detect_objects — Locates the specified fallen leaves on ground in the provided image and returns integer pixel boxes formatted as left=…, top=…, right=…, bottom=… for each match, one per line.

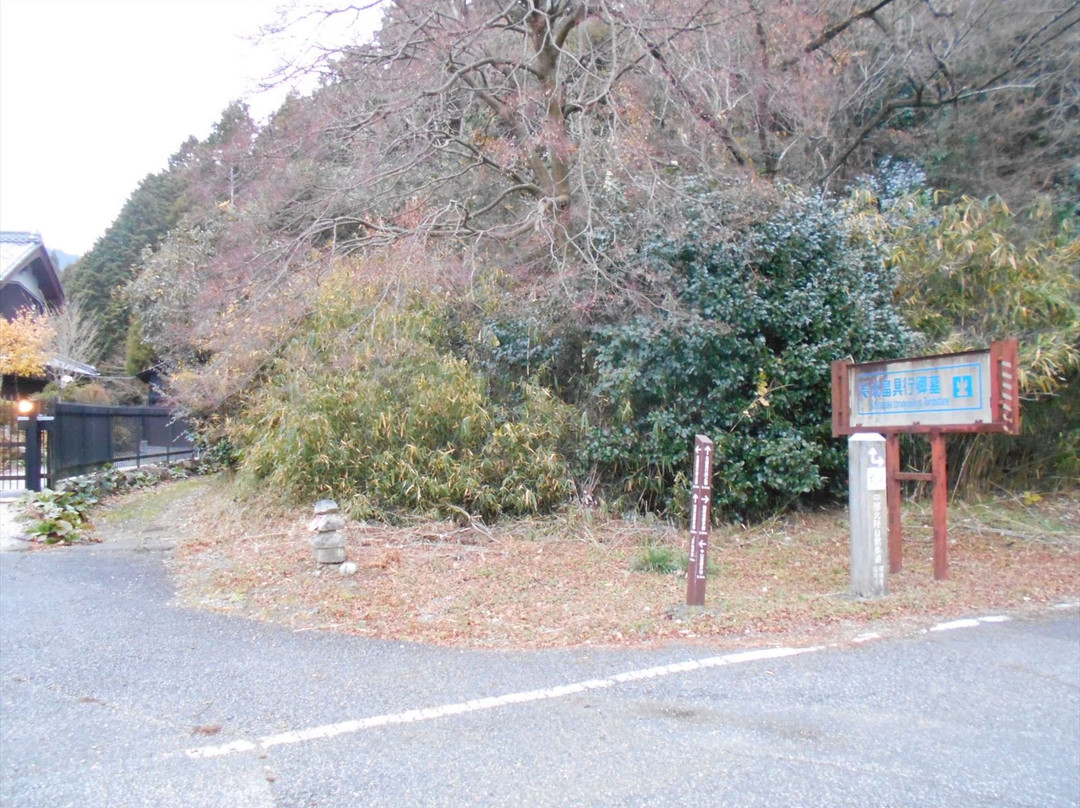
left=100, top=479, right=1080, bottom=650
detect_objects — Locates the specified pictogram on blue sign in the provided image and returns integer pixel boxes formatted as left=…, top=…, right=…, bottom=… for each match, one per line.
left=953, top=375, right=974, bottom=399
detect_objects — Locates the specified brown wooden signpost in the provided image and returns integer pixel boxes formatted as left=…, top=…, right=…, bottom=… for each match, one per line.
left=832, top=339, right=1020, bottom=580
left=686, top=434, right=714, bottom=606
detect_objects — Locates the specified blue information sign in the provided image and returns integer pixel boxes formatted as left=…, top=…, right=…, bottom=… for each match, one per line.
left=855, top=361, right=985, bottom=418
left=838, top=349, right=997, bottom=431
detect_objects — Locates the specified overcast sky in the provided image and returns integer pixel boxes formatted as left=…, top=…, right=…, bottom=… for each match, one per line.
left=0, top=0, right=378, bottom=257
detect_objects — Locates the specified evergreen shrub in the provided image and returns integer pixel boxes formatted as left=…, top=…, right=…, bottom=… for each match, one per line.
left=584, top=194, right=910, bottom=520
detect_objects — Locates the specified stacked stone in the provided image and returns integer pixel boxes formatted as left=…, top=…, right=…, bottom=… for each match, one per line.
left=308, top=499, right=347, bottom=564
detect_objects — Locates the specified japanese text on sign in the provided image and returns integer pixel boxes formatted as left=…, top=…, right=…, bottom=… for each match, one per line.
left=856, top=361, right=983, bottom=416
left=839, top=349, right=997, bottom=431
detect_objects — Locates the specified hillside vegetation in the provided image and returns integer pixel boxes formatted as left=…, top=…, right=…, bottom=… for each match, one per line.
left=65, top=1, right=1078, bottom=520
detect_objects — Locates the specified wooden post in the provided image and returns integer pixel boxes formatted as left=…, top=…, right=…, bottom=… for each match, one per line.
left=16, top=415, right=52, bottom=492
left=17, top=417, right=43, bottom=492
left=685, top=435, right=714, bottom=607
left=931, top=432, right=949, bottom=580
left=886, top=433, right=902, bottom=573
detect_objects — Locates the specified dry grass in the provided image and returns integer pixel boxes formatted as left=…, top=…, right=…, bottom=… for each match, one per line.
left=97, top=477, right=1079, bottom=650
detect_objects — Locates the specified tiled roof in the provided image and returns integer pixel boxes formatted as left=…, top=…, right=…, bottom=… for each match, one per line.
left=0, top=231, right=41, bottom=244
left=48, top=355, right=100, bottom=378
left=0, top=232, right=43, bottom=284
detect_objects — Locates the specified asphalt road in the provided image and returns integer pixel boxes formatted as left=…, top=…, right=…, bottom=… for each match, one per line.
left=1, top=536, right=1078, bottom=807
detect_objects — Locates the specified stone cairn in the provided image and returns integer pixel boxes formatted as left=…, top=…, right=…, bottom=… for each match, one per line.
left=308, top=499, right=347, bottom=564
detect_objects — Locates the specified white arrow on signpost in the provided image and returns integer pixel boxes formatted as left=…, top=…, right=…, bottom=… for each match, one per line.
left=686, top=434, right=715, bottom=606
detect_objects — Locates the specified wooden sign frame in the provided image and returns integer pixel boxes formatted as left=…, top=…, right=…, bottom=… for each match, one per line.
left=831, top=340, right=1020, bottom=580
left=832, top=340, right=1020, bottom=437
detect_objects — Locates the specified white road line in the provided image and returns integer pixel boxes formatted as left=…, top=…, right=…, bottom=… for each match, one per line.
left=930, top=614, right=1013, bottom=632
left=185, top=644, right=822, bottom=759
left=930, top=618, right=982, bottom=632
left=189, top=607, right=1070, bottom=760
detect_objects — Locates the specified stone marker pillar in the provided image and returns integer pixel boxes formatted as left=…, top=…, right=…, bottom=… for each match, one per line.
left=308, top=499, right=347, bottom=564
left=848, top=433, right=888, bottom=598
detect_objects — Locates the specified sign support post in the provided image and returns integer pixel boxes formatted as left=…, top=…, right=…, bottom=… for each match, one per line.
left=886, top=434, right=903, bottom=573
left=685, top=435, right=714, bottom=607
left=931, top=432, right=949, bottom=580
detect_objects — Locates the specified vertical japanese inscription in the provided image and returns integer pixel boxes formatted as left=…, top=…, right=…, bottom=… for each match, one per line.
left=686, top=435, right=714, bottom=607
left=870, top=492, right=886, bottom=592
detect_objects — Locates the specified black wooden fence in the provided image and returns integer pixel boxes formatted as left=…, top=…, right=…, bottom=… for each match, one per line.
left=49, top=403, right=196, bottom=481
left=1, top=401, right=195, bottom=493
